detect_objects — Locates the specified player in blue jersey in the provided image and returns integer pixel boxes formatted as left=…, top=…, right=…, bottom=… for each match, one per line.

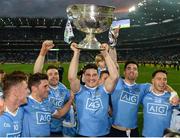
left=68, top=43, right=119, bottom=136
left=110, top=61, right=178, bottom=137
left=34, top=40, right=71, bottom=136
left=0, top=71, right=28, bottom=137
left=110, top=61, right=149, bottom=137
left=62, top=105, right=77, bottom=137
left=142, top=70, right=179, bottom=137
left=21, top=73, right=74, bottom=137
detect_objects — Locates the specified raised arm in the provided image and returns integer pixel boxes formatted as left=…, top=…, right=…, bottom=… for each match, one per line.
left=109, top=27, right=120, bottom=72
left=108, top=47, right=119, bottom=71
left=101, top=43, right=119, bottom=92
left=68, top=43, right=81, bottom=93
left=33, top=40, right=54, bottom=73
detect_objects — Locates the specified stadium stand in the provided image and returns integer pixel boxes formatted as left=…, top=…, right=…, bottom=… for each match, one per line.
left=0, top=0, right=180, bottom=65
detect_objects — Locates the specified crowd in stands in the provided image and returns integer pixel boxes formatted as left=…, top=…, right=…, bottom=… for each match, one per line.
left=1, top=47, right=179, bottom=71
left=0, top=17, right=180, bottom=71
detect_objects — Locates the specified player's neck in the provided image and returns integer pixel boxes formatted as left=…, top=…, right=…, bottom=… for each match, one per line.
left=124, top=79, right=135, bottom=85
left=152, top=87, right=165, bottom=95
left=4, top=98, right=19, bottom=113
left=31, top=92, right=43, bottom=102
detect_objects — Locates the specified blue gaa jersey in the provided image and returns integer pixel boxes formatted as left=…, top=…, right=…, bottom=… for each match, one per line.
left=75, top=85, right=111, bottom=136
left=62, top=106, right=77, bottom=137
left=48, top=83, right=70, bottom=133
left=0, top=107, right=24, bottom=137
left=142, top=91, right=173, bottom=137
left=111, top=78, right=150, bottom=128
left=22, top=96, right=55, bottom=137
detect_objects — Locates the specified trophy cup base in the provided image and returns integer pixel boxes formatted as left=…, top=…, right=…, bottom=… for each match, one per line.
left=78, top=42, right=102, bottom=50
left=77, top=34, right=103, bottom=50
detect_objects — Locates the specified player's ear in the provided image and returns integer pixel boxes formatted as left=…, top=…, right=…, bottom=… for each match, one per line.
left=151, top=78, right=154, bottom=84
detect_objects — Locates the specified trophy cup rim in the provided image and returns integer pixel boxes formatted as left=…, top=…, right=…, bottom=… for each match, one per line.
left=66, top=4, right=115, bottom=12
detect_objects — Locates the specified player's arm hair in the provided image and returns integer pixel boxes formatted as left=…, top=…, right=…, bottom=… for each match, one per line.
left=108, top=47, right=119, bottom=71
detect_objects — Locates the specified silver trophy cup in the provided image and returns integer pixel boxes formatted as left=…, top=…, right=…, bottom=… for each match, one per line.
left=66, top=4, right=115, bottom=50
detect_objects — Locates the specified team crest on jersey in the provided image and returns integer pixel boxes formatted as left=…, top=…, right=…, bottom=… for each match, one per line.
left=86, top=98, right=103, bottom=111
left=36, top=112, right=51, bottom=124
left=120, top=91, right=139, bottom=105
left=147, top=103, right=168, bottom=116
left=3, top=123, right=11, bottom=128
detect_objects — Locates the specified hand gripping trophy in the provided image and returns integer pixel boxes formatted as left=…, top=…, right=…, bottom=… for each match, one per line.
left=66, top=4, right=115, bottom=50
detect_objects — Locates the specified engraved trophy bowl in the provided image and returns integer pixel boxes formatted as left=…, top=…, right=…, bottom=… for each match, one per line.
left=66, top=4, right=115, bottom=50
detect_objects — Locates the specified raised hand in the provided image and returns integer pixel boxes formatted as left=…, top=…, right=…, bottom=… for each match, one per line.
left=170, top=96, right=179, bottom=106
left=100, top=43, right=109, bottom=56
left=70, top=42, right=80, bottom=53
left=40, top=40, right=55, bottom=56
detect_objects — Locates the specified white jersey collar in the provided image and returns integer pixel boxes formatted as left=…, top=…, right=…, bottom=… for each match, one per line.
left=49, top=85, right=58, bottom=90
left=5, top=106, right=19, bottom=117
left=123, top=79, right=136, bottom=86
left=29, top=95, right=43, bottom=104
left=84, top=85, right=98, bottom=90
left=151, top=90, right=167, bottom=96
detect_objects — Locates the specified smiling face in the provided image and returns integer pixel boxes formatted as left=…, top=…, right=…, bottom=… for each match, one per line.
left=34, top=79, right=49, bottom=100
left=84, top=68, right=99, bottom=88
left=47, top=68, right=59, bottom=87
left=152, top=72, right=167, bottom=93
left=124, top=63, right=138, bottom=83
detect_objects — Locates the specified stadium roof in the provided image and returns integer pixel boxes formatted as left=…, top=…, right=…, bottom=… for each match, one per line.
left=0, top=0, right=139, bottom=18
left=0, top=0, right=179, bottom=28
left=128, top=0, right=180, bottom=26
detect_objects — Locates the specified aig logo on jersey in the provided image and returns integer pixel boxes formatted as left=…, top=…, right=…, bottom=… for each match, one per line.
left=86, top=98, right=103, bottom=111
left=36, top=112, right=51, bottom=124
left=120, top=91, right=139, bottom=105
left=147, top=103, right=168, bottom=116
left=49, top=97, right=63, bottom=108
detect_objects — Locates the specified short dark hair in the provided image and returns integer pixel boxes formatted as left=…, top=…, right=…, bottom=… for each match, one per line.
left=152, top=69, right=168, bottom=78
left=2, top=71, right=28, bottom=98
left=83, top=63, right=98, bottom=73
left=99, top=70, right=109, bottom=79
left=46, top=65, right=58, bottom=72
left=28, top=73, right=48, bottom=91
left=124, top=61, right=139, bottom=70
